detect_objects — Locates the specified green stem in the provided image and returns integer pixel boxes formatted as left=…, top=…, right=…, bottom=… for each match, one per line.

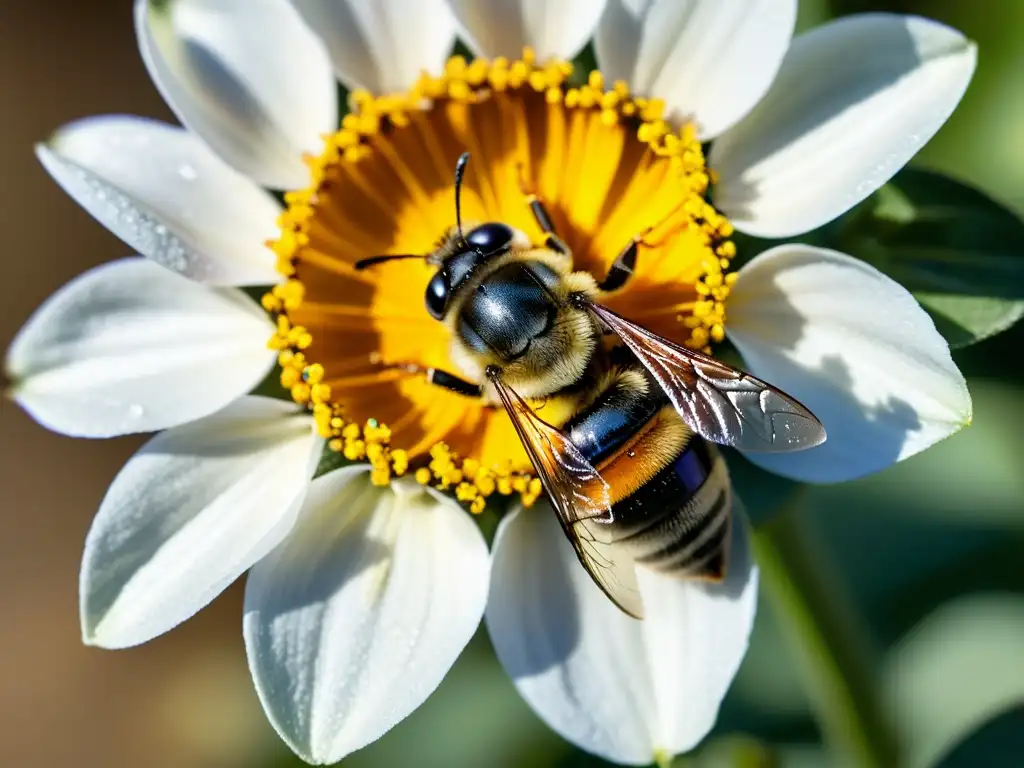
left=752, top=494, right=901, bottom=767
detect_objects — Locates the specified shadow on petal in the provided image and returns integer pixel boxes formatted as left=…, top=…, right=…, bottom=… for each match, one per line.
left=244, top=472, right=490, bottom=764
left=713, top=18, right=918, bottom=218
left=488, top=502, right=759, bottom=763
left=710, top=14, right=973, bottom=235
left=640, top=502, right=759, bottom=755
left=729, top=21, right=919, bottom=173
left=244, top=481, right=394, bottom=615
left=180, top=40, right=279, bottom=145
left=729, top=248, right=932, bottom=482
left=486, top=507, right=583, bottom=678
left=700, top=506, right=756, bottom=603
left=594, top=0, right=644, bottom=79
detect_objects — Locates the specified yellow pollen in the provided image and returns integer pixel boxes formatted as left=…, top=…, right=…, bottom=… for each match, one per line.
left=261, top=50, right=737, bottom=510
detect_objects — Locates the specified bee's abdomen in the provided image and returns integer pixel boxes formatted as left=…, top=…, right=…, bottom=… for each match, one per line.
left=604, top=437, right=732, bottom=581
left=561, top=361, right=733, bottom=581
left=564, top=374, right=662, bottom=465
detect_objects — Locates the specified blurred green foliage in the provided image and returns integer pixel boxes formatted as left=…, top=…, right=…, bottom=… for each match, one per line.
left=268, top=1, right=1024, bottom=766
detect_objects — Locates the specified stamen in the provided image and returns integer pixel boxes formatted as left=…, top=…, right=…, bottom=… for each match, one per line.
left=262, top=49, right=737, bottom=508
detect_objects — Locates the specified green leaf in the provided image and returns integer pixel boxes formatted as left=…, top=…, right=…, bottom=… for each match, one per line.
left=568, top=43, right=598, bottom=86
left=933, top=706, right=1024, bottom=768
left=313, top=444, right=353, bottom=479
left=837, top=168, right=1024, bottom=348
left=250, top=364, right=293, bottom=401
left=752, top=495, right=902, bottom=768
left=723, top=451, right=801, bottom=528
left=881, top=594, right=1024, bottom=768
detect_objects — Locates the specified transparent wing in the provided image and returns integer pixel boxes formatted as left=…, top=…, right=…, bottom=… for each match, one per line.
left=489, top=374, right=612, bottom=525
left=569, top=518, right=644, bottom=620
left=489, top=374, right=644, bottom=619
left=586, top=301, right=826, bottom=453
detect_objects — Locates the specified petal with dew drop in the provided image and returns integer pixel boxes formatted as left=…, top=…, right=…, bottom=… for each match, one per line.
left=80, top=397, right=321, bottom=649
left=37, top=115, right=281, bottom=286
left=135, top=0, right=337, bottom=190
left=711, top=13, right=977, bottom=238
left=727, top=244, right=972, bottom=483
left=244, top=472, right=489, bottom=764
left=5, top=258, right=276, bottom=438
left=486, top=502, right=758, bottom=764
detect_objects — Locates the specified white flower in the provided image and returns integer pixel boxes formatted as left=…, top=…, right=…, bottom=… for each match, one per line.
left=244, top=469, right=489, bottom=763
left=6, top=256, right=277, bottom=436
left=488, top=502, right=758, bottom=764
left=80, top=397, right=324, bottom=647
left=5, top=0, right=975, bottom=765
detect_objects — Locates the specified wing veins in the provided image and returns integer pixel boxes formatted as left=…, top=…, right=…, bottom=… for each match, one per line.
left=585, top=301, right=825, bottom=452
left=488, top=372, right=644, bottom=618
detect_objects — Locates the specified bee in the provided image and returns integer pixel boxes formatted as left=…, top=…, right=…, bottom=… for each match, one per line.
left=356, top=154, right=826, bottom=619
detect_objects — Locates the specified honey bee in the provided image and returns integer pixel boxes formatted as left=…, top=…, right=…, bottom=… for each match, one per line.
left=356, top=154, right=826, bottom=618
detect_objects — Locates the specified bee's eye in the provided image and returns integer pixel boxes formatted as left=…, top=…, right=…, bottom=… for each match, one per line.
left=425, top=270, right=449, bottom=319
left=466, top=223, right=514, bottom=256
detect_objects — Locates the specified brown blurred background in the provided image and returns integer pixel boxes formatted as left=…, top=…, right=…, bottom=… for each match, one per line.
left=0, top=3, right=287, bottom=766
left=2, top=2, right=1023, bottom=767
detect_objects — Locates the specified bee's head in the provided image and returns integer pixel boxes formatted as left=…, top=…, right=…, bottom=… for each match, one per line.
left=423, top=221, right=514, bottom=320
left=356, top=153, right=519, bottom=321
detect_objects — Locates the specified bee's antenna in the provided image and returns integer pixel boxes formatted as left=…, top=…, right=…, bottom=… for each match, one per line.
left=454, top=152, right=470, bottom=243
left=354, top=253, right=423, bottom=271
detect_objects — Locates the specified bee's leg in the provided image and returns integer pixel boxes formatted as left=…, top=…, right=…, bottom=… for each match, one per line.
left=427, top=368, right=484, bottom=397
left=528, top=197, right=571, bottom=257
left=601, top=198, right=693, bottom=292
left=517, top=164, right=572, bottom=257
left=371, top=357, right=483, bottom=398
left=598, top=239, right=638, bottom=292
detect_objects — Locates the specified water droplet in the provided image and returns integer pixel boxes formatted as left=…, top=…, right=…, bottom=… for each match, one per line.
left=128, top=404, right=145, bottom=419
left=179, top=164, right=198, bottom=181
left=56, top=156, right=203, bottom=279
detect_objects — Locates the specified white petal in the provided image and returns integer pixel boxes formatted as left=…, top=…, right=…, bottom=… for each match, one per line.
left=594, top=0, right=796, bottom=139
left=486, top=502, right=757, bottom=764
left=135, top=0, right=338, bottom=190
left=81, top=397, right=319, bottom=649
left=290, top=0, right=457, bottom=94
left=727, top=245, right=972, bottom=483
left=448, top=0, right=607, bottom=61
left=711, top=14, right=976, bottom=237
left=5, top=258, right=275, bottom=438
left=245, top=473, right=488, bottom=764
left=37, top=116, right=281, bottom=286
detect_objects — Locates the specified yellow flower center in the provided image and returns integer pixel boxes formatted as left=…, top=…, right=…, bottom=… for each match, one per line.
left=263, top=50, right=736, bottom=512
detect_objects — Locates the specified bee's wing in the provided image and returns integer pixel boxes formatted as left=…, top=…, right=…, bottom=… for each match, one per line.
left=489, top=374, right=645, bottom=619
left=569, top=517, right=644, bottom=619
left=585, top=301, right=826, bottom=453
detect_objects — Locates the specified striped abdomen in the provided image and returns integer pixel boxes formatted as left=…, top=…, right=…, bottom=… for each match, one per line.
left=604, top=437, right=731, bottom=580
left=563, top=365, right=732, bottom=581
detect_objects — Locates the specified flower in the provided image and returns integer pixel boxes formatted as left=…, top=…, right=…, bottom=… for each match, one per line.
left=78, top=396, right=324, bottom=647
left=4, top=0, right=976, bottom=765
left=241, top=467, right=489, bottom=762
